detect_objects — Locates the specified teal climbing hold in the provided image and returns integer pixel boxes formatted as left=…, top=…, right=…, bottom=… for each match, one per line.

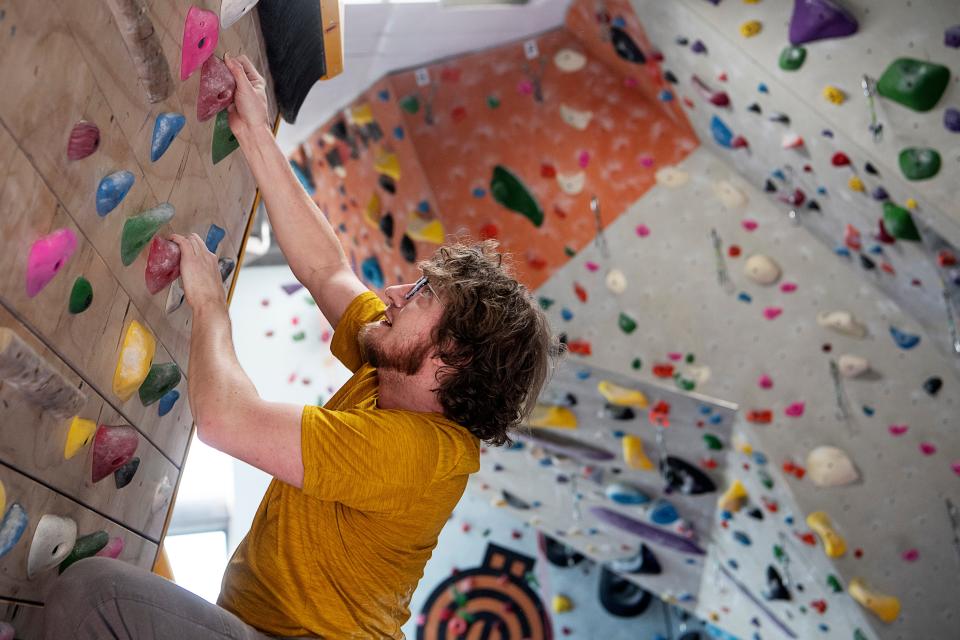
left=361, top=256, right=384, bottom=289
left=96, top=171, right=135, bottom=216
left=121, top=203, right=175, bottom=266
left=490, top=165, right=543, bottom=227
left=151, top=113, right=186, bottom=162
left=889, top=326, right=920, bottom=350
left=877, top=58, right=950, bottom=112
left=882, top=202, right=920, bottom=241
left=898, top=148, right=941, bottom=180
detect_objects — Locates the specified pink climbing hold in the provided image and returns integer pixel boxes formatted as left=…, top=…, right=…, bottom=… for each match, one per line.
left=888, top=424, right=909, bottom=436
left=67, top=121, right=100, bottom=161
left=919, top=442, right=937, bottom=456
left=901, top=549, right=919, bottom=562
left=197, top=55, right=237, bottom=122
left=95, top=536, right=125, bottom=559
left=144, top=236, right=181, bottom=295
left=516, top=80, right=533, bottom=95
left=763, top=307, right=783, bottom=320
left=784, top=402, right=805, bottom=417
left=91, top=425, right=139, bottom=483
left=585, top=261, right=599, bottom=272
left=758, top=374, right=773, bottom=389
left=180, top=6, right=219, bottom=81
left=780, top=282, right=798, bottom=293
left=639, top=156, right=655, bottom=168
left=578, top=151, right=590, bottom=168
left=731, top=135, right=749, bottom=149
left=26, top=228, right=78, bottom=298
left=635, top=224, right=650, bottom=237
left=667, top=352, right=683, bottom=361
left=741, top=219, right=758, bottom=231
left=951, top=460, right=960, bottom=476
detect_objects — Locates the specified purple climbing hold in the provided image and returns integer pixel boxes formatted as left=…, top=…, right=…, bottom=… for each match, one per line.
left=871, top=186, right=889, bottom=201
left=946, top=25, right=960, bottom=48
left=945, top=108, right=960, bottom=133
left=788, top=0, right=859, bottom=46
left=691, top=40, right=707, bottom=54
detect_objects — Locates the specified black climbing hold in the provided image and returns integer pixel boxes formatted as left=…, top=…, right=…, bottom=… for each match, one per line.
left=543, top=533, right=585, bottom=568
left=611, top=27, right=646, bottom=64
left=558, top=333, right=568, bottom=345
left=664, top=70, right=679, bottom=84
left=661, top=456, right=716, bottom=495
left=769, top=112, right=790, bottom=125
left=747, top=102, right=762, bottom=114
left=611, top=543, right=661, bottom=575
left=598, top=566, right=653, bottom=617
left=363, top=122, right=383, bottom=143
left=764, top=565, right=791, bottom=601
left=379, top=212, right=394, bottom=240
left=114, top=457, right=140, bottom=489
left=859, top=254, right=876, bottom=270
left=502, top=490, right=531, bottom=510
left=807, top=200, right=820, bottom=211
left=329, top=119, right=349, bottom=141
left=764, top=179, right=777, bottom=193
left=865, top=162, right=879, bottom=176
left=602, top=403, right=636, bottom=421
left=324, top=148, right=343, bottom=171
left=399, top=233, right=416, bottom=263
left=923, top=376, right=942, bottom=396
left=378, top=174, right=396, bottom=194
left=747, top=507, right=764, bottom=520
left=675, top=36, right=689, bottom=46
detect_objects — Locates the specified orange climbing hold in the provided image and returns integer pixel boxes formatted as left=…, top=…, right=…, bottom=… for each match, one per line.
left=746, top=409, right=773, bottom=424
left=573, top=282, right=588, bottom=303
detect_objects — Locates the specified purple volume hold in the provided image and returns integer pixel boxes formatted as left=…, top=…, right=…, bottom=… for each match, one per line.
left=590, top=506, right=706, bottom=555
left=788, top=0, right=858, bottom=46
left=526, top=429, right=616, bottom=462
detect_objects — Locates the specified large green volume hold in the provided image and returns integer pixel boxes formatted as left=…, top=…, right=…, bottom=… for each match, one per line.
left=490, top=165, right=543, bottom=227
left=882, top=202, right=921, bottom=241
left=898, top=147, right=941, bottom=180
left=121, top=204, right=175, bottom=266
left=877, top=58, right=949, bottom=112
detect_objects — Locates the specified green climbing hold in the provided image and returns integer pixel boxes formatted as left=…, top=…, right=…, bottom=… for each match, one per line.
left=827, top=574, right=843, bottom=593
left=759, top=469, right=774, bottom=489
left=138, top=363, right=181, bottom=406
left=399, top=95, right=420, bottom=114
left=292, top=331, right=306, bottom=341
left=882, top=202, right=921, bottom=241
left=773, top=544, right=786, bottom=561
left=538, top=297, right=555, bottom=310
left=564, top=246, right=576, bottom=257
left=121, top=203, right=175, bottom=266
left=778, top=46, right=806, bottom=71
left=490, top=165, right=543, bottom=227
left=631, top=358, right=642, bottom=370
left=58, top=531, right=109, bottom=574
left=487, top=95, right=501, bottom=109
left=898, top=147, right=941, bottom=180
left=877, top=58, right=950, bottom=112
left=212, top=110, right=240, bottom=165
left=703, top=434, right=723, bottom=450
left=685, top=353, right=695, bottom=364
left=674, top=375, right=696, bottom=392
left=69, top=277, right=93, bottom=314
left=853, top=629, right=868, bottom=640
left=618, top=312, right=637, bottom=334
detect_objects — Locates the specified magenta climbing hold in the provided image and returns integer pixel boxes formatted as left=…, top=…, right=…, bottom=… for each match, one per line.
left=67, top=121, right=100, bottom=161
left=144, top=237, right=181, bottom=295
left=26, top=228, right=78, bottom=298
left=91, top=424, right=139, bottom=483
left=95, top=536, right=125, bottom=559
left=197, top=56, right=236, bottom=122
left=788, top=0, right=858, bottom=46
left=180, top=6, right=219, bottom=81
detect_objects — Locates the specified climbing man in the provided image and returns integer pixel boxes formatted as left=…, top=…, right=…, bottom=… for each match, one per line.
left=43, top=55, right=557, bottom=638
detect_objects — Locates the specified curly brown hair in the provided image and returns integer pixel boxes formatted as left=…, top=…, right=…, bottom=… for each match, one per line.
left=420, top=240, right=559, bottom=446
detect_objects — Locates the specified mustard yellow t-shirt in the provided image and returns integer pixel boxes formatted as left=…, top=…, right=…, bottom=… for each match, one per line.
left=218, top=292, right=480, bottom=638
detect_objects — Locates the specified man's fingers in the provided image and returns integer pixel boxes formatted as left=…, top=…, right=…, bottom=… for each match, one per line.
left=225, top=55, right=255, bottom=93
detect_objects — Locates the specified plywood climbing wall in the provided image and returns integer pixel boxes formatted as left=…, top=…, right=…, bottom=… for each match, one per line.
left=0, top=0, right=277, bottom=634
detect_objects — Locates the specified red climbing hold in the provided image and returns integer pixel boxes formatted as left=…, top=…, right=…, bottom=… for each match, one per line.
left=479, top=223, right=499, bottom=240
left=197, top=56, right=237, bottom=122
left=844, top=224, right=862, bottom=251
left=541, top=164, right=557, bottom=178
left=91, top=425, right=139, bottom=483
left=876, top=219, right=896, bottom=244
left=652, top=363, right=675, bottom=378
left=746, top=410, right=773, bottom=424
left=938, top=250, right=957, bottom=267
left=798, top=532, right=817, bottom=546
left=811, top=600, right=828, bottom=614
left=527, top=253, right=547, bottom=270
left=731, top=135, right=749, bottom=149
left=574, top=282, right=588, bottom=303
left=649, top=401, right=671, bottom=428
left=728, top=245, right=741, bottom=258
left=451, top=106, right=467, bottom=123
left=67, top=121, right=101, bottom=161
left=144, top=237, right=181, bottom=295
left=831, top=152, right=851, bottom=167
left=567, top=339, right=592, bottom=356
left=691, top=75, right=730, bottom=107
left=880, top=262, right=895, bottom=275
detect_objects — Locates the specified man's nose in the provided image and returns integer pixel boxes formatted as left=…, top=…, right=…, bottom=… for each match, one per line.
left=383, top=285, right=409, bottom=309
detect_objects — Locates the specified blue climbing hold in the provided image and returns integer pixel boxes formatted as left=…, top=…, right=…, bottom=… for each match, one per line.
left=710, top=115, right=734, bottom=148
left=205, top=224, right=225, bottom=253
left=158, top=389, right=180, bottom=417
left=378, top=89, right=390, bottom=101
left=771, top=169, right=787, bottom=181
left=96, top=171, right=135, bottom=216
left=738, top=292, right=752, bottom=303
left=417, top=200, right=430, bottom=213
left=650, top=499, right=679, bottom=525
left=699, top=405, right=713, bottom=415
left=890, top=326, right=920, bottom=349
left=727, top=558, right=739, bottom=570
left=658, top=89, right=674, bottom=102
left=784, top=515, right=795, bottom=525
left=835, top=247, right=852, bottom=257
left=151, top=113, right=186, bottom=162
left=575, top=369, right=591, bottom=380
left=471, top=187, right=486, bottom=198
left=709, top=414, right=723, bottom=425
left=612, top=430, right=626, bottom=438
left=752, top=451, right=768, bottom=465
left=612, top=16, right=626, bottom=28
left=868, top=245, right=884, bottom=255
left=361, top=256, right=384, bottom=289
left=561, top=308, right=574, bottom=321
left=863, top=405, right=875, bottom=416
left=758, top=83, right=769, bottom=93
left=606, top=482, right=651, bottom=505
left=393, top=126, right=404, bottom=140
left=733, top=530, right=752, bottom=546
left=0, top=503, right=28, bottom=558
left=817, top=186, right=828, bottom=195
left=290, top=160, right=315, bottom=195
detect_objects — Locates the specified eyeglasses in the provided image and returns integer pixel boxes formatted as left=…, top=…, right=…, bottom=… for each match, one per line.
left=404, top=275, right=439, bottom=301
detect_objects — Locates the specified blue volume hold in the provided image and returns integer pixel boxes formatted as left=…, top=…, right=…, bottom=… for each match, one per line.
left=205, top=224, right=226, bottom=253
left=151, top=113, right=186, bottom=162
left=96, top=170, right=135, bottom=216
left=158, top=389, right=181, bottom=417
left=361, top=256, right=384, bottom=289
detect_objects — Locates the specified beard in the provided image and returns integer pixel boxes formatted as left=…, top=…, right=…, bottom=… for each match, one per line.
left=359, top=322, right=433, bottom=376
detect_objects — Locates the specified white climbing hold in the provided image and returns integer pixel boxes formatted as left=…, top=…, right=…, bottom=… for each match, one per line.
left=554, top=49, right=587, bottom=72
left=27, top=514, right=77, bottom=578
left=817, top=310, right=867, bottom=338
left=152, top=476, right=173, bottom=513
left=559, top=104, right=593, bottom=130
left=837, top=354, right=870, bottom=378
left=712, top=180, right=747, bottom=208
left=654, top=167, right=690, bottom=188
left=807, top=446, right=859, bottom=487
left=556, top=172, right=585, bottom=195
left=744, top=255, right=782, bottom=285
left=605, top=269, right=627, bottom=294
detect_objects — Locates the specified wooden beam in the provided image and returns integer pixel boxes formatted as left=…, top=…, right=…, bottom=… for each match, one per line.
left=0, top=328, right=86, bottom=420
left=102, top=0, right=174, bottom=103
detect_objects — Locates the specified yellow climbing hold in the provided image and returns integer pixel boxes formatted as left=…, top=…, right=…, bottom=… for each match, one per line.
left=528, top=404, right=577, bottom=429
left=112, top=321, right=156, bottom=401
left=823, top=85, right=846, bottom=105
left=740, top=20, right=761, bottom=37
left=363, top=193, right=381, bottom=229
left=64, top=417, right=97, bottom=460
left=552, top=594, right=573, bottom=613
left=406, top=216, right=445, bottom=244
left=743, top=0, right=761, bottom=3
left=733, top=434, right=753, bottom=456
left=622, top=435, right=654, bottom=471
left=849, top=577, right=900, bottom=623
left=0, top=479, right=5, bottom=515
left=719, top=480, right=749, bottom=513
left=906, top=198, right=918, bottom=209
left=598, top=380, right=648, bottom=408
left=373, top=152, right=401, bottom=181
left=806, top=511, right=846, bottom=557
left=349, top=103, right=374, bottom=125
left=490, top=495, right=507, bottom=508
left=848, top=176, right=865, bottom=192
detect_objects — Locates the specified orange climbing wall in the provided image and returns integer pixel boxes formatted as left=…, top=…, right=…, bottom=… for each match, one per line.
left=296, top=13, right=698, bottom=291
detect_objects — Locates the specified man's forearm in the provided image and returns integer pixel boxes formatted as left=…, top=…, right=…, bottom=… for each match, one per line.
left=234, top=124, right=347, bottom=287
left=188, top=302, right=259, bottom=438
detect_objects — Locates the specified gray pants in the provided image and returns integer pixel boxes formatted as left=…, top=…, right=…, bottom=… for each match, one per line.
left=42, top=557, right=285, bottom=640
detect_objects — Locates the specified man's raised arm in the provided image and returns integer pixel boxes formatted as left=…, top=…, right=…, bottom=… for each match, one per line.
left=225, top=54, right=367, bottom=329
